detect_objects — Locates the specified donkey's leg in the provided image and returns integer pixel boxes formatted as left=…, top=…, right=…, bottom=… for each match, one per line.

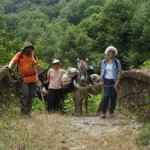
left=80, top=99, right=83, bottom=115
left=76, top=96, right=80, bottom=116
left=73, top=97, right=77, bottom=114
left=85, top=96, right=88, bottom=115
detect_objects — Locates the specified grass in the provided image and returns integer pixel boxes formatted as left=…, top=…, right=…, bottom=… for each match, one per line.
left=0, top=96, right=149, bottom=150
left=0, top=109, right=149, bottom=150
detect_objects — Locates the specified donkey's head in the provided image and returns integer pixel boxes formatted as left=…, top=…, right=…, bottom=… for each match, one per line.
left=38, top=68, right=49, bottom=83
left=76, top=57, right=89, bottom=85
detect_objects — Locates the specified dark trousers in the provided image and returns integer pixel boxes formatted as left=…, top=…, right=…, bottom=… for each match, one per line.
left=48, top=89, right=62, bottom=113
left=102, top=78, right=117, bottom=113
left=19, top=82, right=37, bottom=114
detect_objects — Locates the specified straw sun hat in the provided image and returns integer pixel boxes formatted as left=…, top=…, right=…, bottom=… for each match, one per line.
left=52, top=59, right=61, bottom=66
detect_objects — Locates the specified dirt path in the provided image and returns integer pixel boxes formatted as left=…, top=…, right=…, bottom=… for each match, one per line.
left=71, top=115, right=141, bottom=150
left=0, top=112, right=147, bottom=150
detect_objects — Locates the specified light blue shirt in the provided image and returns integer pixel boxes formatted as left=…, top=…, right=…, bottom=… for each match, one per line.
left=101, top=58, right=121, bottom=82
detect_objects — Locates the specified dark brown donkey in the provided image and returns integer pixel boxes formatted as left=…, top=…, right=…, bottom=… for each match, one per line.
left=71, top=57, right=91, bottom=115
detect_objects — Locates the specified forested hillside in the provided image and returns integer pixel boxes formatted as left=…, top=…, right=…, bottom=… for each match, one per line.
left=0, top=0, right=150, bottom=72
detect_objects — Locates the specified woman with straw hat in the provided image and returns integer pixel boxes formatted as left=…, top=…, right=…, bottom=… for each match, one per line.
left=100, top=46, right=121, bottom=118
left=44, top=59, right=65, bottom=113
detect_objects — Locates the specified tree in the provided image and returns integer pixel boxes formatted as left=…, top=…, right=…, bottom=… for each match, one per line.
left=77, top=0, right=105, bottom=20
left=59, top=25, right=93, bottom=68
left=125, top=2, right=150, bottom=68
left=59, top=0, right=80, bottom=25
left=39, top=0, right=67, bottom=21
left=0, top=5, right=21, bottom=67
left=93, top=0, right=136, bottom=69
left=14, top=10, right=49, bottom=44
left=34, top=18, right=70, bottom=66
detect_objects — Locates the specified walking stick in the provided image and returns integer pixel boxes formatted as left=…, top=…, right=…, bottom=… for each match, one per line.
left=32, top=60, right=47, bottom=115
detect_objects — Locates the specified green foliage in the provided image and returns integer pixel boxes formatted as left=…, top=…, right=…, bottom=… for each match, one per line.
left=35, top=18, right=69, bottom=66
left=116, top=105, right=130, bottom=116
left=95, top=0, right=135, bottom=69
left=62, top=93, right=102, bottom=115
left=137, top=123, right=150, bottom=146
left=77, top=0, right=105, bottom=20
left=60, top=25, right=93, bottom=68
left=62, top=94, right=74, bottom=114
left=140, top=59, right=150, bottom=69
left=0, top=41, right=16, bottom=67
left=88, top=51, right=106, bottom=74
left=32, top=96, right=45, bottom=113
left=0, top=10, right=21, bottom=67
left=15, top=10, right=49, bottom=44
left=88, top=94, right=102, bottom=114
left=125, top=2, right=150, bottom=68
left=0, top=0, right=150, bottom=70
left=59, top=0, right=80, bottom=25
left=38, top=59, right=49, bottom=71
left=0, top=104, right=20, bottom=129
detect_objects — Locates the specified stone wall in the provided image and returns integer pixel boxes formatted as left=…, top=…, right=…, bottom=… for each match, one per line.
left=0, top=67, right=20, bottom=107
left=117, top=68, right=150, bottom=120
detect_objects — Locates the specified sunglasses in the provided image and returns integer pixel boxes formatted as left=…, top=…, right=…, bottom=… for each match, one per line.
left=25, top=46, right=33, bottom=50
left=109, top=51, right=115, bottom=53
left=53, top=63, right=60, bottom=65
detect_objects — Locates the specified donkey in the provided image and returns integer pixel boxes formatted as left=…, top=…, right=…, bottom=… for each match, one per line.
left=37, top=68, right=49, bottom=102
left=71, top=57, right=91, bottom=115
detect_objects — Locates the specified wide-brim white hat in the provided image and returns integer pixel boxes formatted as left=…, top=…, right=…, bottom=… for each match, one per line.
left=52, top=59, right=61, bottom=66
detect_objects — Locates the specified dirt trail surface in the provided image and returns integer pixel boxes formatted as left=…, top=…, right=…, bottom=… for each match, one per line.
left=0, top=112, right=148, bottom=150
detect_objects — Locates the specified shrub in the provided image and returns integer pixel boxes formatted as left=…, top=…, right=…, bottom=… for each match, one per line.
left=137, top=123, right=150, bottom=146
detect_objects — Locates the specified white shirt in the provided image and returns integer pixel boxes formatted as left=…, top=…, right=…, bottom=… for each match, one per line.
left=104, top=64, right=113, bottom=79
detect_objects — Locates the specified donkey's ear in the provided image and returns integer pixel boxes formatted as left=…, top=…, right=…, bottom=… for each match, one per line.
left=76, top=57, right=80, bottom=62
left=86, top=56, right=90, bottom=62
left=42, top=68, right=49, bottom=74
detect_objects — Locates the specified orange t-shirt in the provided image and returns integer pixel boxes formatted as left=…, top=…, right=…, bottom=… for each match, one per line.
left=12, top=52, right=40, bottom=83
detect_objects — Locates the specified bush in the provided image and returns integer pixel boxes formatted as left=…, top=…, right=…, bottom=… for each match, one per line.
left=140, top=59, right=150, bottom=69
left=32, top=96, right=45, bottom=113
left=137, top=123, right=150, bottom=146
left=62, top=93, right=102, bottom=115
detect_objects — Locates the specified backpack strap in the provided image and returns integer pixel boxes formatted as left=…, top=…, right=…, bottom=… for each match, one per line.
left=104, top=58, right=118, bottom=70
left=115, top=58, right=118, bottom=71
left=17, top=51, right=24, bottom=73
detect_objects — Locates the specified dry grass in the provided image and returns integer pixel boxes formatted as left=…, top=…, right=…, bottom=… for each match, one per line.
left=0, top=112, right=148, bottom=150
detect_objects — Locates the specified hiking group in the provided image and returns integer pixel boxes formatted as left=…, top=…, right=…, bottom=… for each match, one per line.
left=8, top=41, right=121, bottom=118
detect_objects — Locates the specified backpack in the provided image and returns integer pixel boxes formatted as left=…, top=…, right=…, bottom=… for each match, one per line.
left=17, top=51, right=37, bottom=77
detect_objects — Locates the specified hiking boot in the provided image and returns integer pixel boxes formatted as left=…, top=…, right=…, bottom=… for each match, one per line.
left=101, top=112, right=106, bottom=118
left=110, top=112, right=114, bottom=117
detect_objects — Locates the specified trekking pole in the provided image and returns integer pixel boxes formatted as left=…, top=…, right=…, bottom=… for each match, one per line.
left=32, top=60, right=47, bottom=115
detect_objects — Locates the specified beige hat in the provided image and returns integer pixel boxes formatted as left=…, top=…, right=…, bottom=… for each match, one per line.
left=22, top=41, right=34, bottom=51
left=52, top=59, right=61, bottom=65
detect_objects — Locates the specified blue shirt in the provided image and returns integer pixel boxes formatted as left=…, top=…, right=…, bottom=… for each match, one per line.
left=101, top=58, right=121, bottom=82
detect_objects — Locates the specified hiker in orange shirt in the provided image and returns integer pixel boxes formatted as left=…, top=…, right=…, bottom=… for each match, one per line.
left=8, top=41, right=40, bottom=117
